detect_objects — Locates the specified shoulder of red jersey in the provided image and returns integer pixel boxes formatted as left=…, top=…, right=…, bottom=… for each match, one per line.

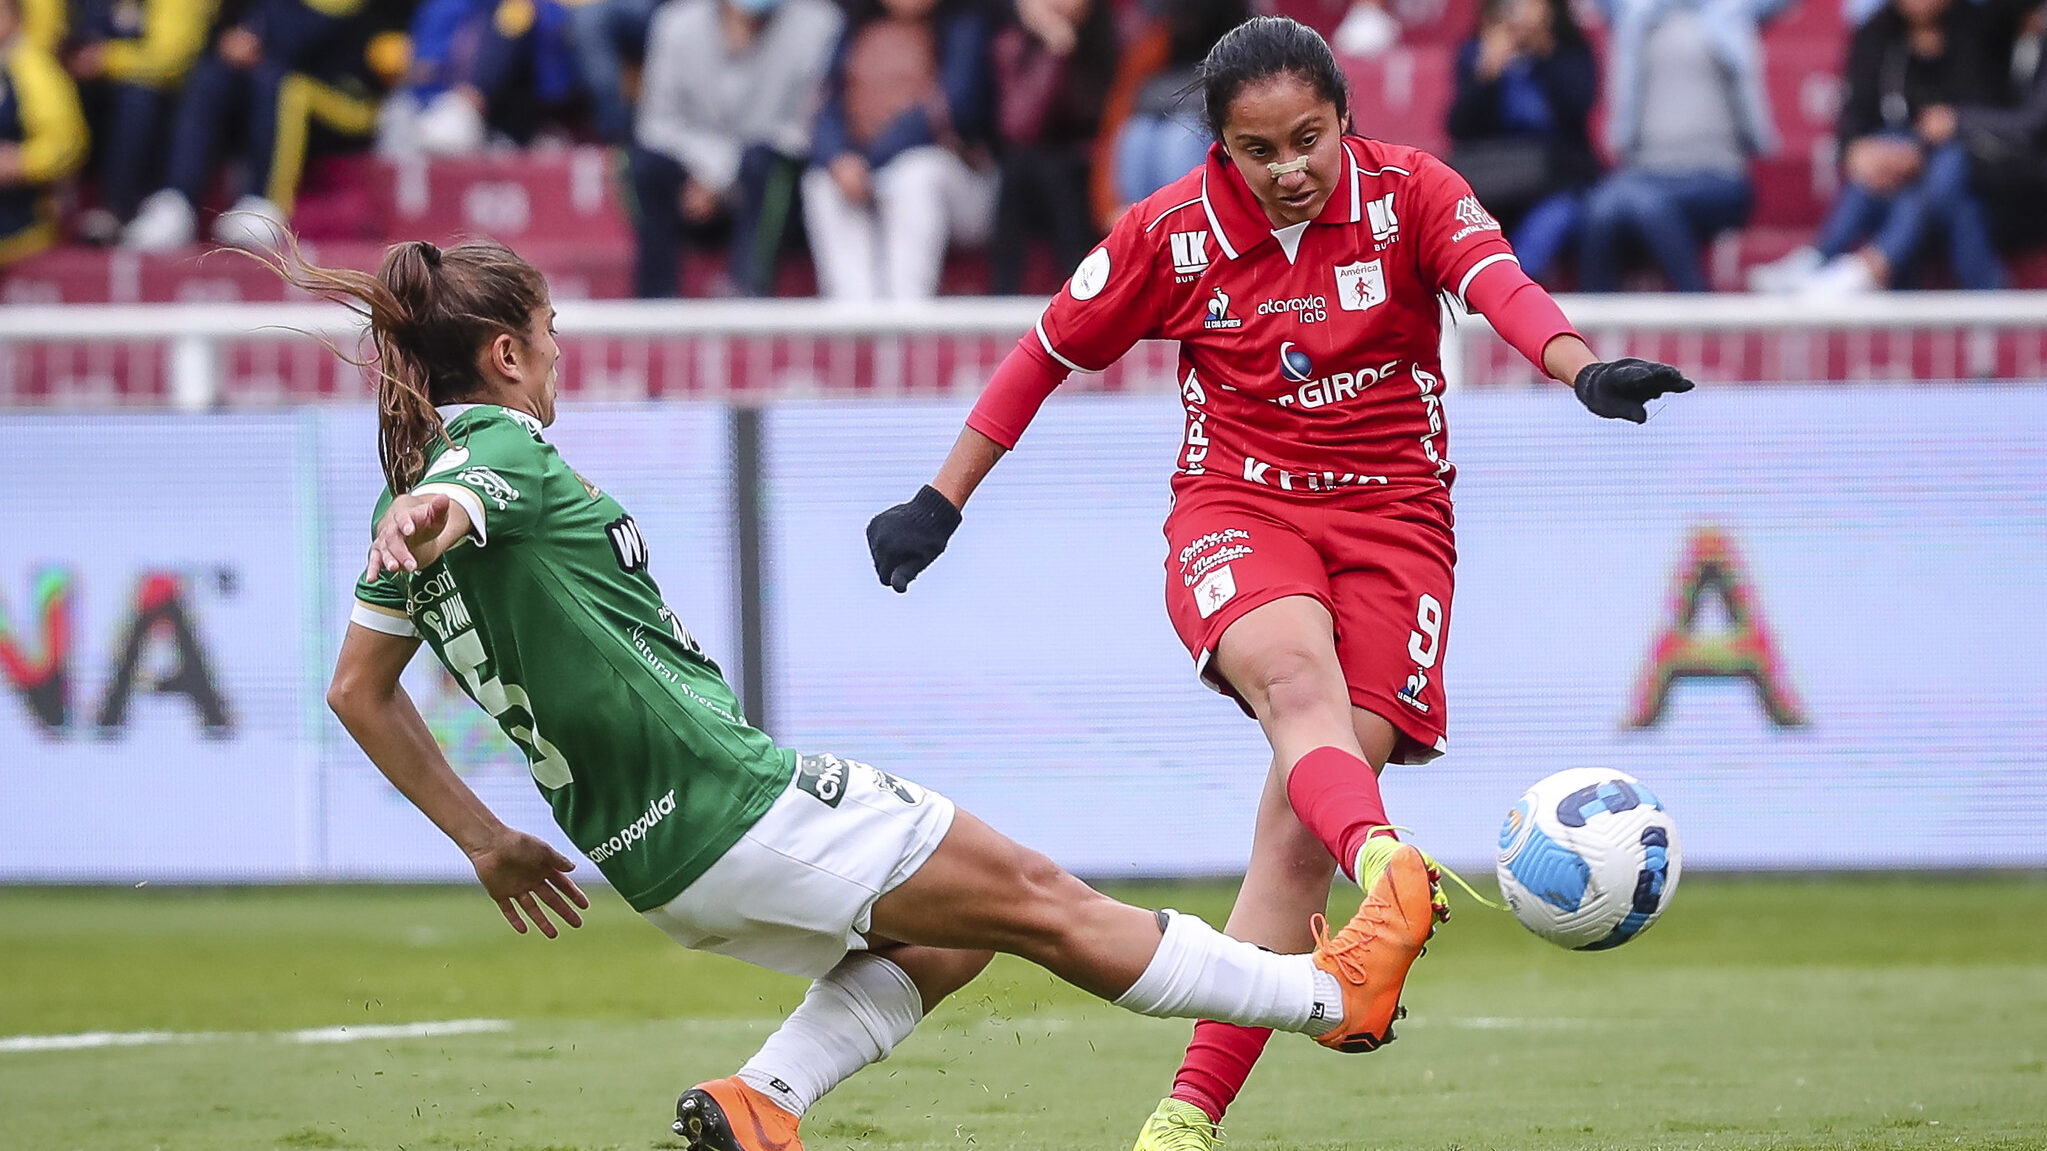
left=1125, top=166, right=1213, bottom=241
left=1344, top=137, right=1456, bottom=188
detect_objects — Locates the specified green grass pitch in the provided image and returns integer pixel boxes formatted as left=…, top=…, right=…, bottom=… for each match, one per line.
left=3, top=876, right=2044, bottom=1151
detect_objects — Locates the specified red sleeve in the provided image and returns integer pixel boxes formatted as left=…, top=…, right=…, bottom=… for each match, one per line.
left=1408, top=152, right=1521, bottom=307
left=1462, top=258, right=1581, bottom=374
left=1032, top=200, right=1167, bottom=375
left=966, top=338, right=1069, bottom=449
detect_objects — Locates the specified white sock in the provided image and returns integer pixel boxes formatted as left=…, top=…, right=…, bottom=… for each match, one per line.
left=735, top=952, right=924, bottom=1117
left=1110, top=910, right=1344, bottom=1036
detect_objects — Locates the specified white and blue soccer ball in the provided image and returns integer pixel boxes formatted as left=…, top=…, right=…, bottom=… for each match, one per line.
left=1496, top=768, right=1681, bottom=951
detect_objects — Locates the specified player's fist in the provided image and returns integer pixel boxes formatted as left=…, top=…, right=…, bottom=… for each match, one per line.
left=866, top=485, right=963, bottom=593
left=1572, top=358, right=1695, bottom=424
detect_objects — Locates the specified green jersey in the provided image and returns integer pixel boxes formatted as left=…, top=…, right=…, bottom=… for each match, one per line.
left=351, top=404, right=791, bottom=911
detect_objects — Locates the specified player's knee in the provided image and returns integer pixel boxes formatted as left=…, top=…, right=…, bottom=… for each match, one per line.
left=1003, top=848, right=1097, bottom=948
left=1247, top=648, right=1344, bottom=724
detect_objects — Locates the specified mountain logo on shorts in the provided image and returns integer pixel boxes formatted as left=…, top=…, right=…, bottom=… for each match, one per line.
left=870, top=768, right=921, bottom=805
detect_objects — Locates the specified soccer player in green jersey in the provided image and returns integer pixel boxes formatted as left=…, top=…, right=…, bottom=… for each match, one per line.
left=307, top=239, right=1438, bottom=1151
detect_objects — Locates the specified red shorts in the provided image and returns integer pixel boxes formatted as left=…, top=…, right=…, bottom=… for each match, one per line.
left=1163, top=485, right=1457, bottom=764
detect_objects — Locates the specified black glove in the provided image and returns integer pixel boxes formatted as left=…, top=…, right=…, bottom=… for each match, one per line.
left=867, top=485, right=962, bottom=593
left=1572, top=358, right=1695, bottom=424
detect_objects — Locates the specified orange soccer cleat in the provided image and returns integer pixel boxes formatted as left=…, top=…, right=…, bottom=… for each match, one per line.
left=674, top=1077, right=803, bottom=1151
left=1309, top=840, right=1438, bottom=1052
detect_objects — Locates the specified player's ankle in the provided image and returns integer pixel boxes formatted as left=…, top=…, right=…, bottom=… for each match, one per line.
left=1168, top=1086, right=1225, bottom=1125
left=735, top=1070, right=806, bottom=1118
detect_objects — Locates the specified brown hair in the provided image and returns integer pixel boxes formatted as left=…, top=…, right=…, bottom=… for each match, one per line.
left=266, top=238, right=550, bottom=492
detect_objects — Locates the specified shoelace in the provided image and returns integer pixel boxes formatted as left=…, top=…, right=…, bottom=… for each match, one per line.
left=1365, top=826, right=1503, bottom=913
left=1155, top=1109, right=1226, bottom=1150
left=1309, top=912, right=1383, bottom=985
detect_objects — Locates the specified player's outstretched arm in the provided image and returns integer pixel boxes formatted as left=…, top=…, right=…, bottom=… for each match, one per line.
left=328, top=623, right=589, bottom=937
left=1460, top=259, right=1695, bottom=423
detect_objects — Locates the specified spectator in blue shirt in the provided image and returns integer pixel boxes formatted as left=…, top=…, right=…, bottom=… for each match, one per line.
left=1446, top=0, right=1597, bottom=283
left=802, top=0, right=995, bottom=300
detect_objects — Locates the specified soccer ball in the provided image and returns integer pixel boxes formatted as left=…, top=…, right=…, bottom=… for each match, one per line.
left=1495, top=768, right=1681, bottom=950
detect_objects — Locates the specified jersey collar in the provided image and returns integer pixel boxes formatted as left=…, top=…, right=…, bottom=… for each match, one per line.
left=1198, top=137, right=1365, bottom=262
left=436, top=403, right=545, bottom=435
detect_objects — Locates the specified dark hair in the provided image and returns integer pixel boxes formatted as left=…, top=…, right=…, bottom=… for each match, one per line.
left=263, top=238, right=549, bottom=493
left=1197, top=15, right=1349, bottom=141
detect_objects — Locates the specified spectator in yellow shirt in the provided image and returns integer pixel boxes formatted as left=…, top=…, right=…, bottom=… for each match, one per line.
left=64, top=0, right=218, bottom=240
left=0, top=0, right=89, bottom=264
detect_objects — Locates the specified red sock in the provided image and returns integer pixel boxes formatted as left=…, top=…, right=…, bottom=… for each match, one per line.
left=1171, top=1021, right=1273, bottom=1123
left=1284, top=745, right=1392, bottom=882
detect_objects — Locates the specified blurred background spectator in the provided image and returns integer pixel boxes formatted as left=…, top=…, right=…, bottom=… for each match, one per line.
left=0, top=0, right=87, bottom=263
left=1750, top=0, right=2009, bottom=293
left=628, top=0, right=841, bottom=298
left=122, top=0, right=384, bottom=251
left=62, top=0, right=213, bottom=243
left=803, top=0, right=992, bottom=301
left=1576, top=0, right=1790, bottom=292
left=987, top=0, right=1117, bottom=293
left=1963, top=0, right=2047, bottom=259
left=382, top=0, right=588, bottom=155
left=1445, top=0, right=1596, bottom=284
left=568, top=0, right=659, bottom=144
left=7, top=0, right=2047, bottom=297
left=1090, top=0, right=1244, bottom=234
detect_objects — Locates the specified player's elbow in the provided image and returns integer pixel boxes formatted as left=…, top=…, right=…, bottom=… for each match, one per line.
left=325, top=672, right=381, bottom=724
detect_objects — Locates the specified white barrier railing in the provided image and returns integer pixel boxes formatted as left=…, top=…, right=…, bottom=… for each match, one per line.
left=1, top=291, right=2043, bottom=409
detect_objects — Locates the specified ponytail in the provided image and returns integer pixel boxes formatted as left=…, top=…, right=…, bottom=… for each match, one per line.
left=259, top=237, right=549, bottom=492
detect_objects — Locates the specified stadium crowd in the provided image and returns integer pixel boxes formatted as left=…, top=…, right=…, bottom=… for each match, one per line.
left=0, top=0, right=2041, bottom=295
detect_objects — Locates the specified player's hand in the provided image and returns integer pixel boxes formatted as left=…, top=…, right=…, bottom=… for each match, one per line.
left=467, top=828, right=590, bottom=939
left=366, top=492, right=452, bottom=580
left=1572, top=358, right=1694, bottom=424
left=866, top=484, right=962, bottom=593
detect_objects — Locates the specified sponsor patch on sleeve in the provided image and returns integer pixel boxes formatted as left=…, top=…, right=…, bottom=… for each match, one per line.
left=1068, top=247, right=1112, bottom=301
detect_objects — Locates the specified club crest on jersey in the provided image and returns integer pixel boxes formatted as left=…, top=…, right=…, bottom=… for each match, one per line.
left=1170, top=230, right=1211, bottom=279
left=1335, top=260, right=1388, bottom=312
left=1366, top=193, right=1399, bottom=248
left=1203, top=288, right=1242, bottom=330
left=1279, top=342, right=1313, bottom=383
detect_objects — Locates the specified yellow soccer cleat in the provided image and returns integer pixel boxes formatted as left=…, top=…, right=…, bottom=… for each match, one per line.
left=1311, top=841, right=1436, bottom=1052
left=675, top=1077, right=803, bottom=1151
left=1131, top=1097, right=1224, bottom=1151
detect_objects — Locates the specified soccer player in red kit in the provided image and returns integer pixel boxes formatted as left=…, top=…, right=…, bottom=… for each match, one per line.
left=868, top=15, right=1693, bottom=1150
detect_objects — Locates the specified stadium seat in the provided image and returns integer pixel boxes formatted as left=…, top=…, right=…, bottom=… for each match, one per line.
left=1341, top=45, right=1454, bottom=156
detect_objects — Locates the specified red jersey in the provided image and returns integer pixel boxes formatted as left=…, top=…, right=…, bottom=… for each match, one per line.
left=976, top=137, right=1521, bottom=511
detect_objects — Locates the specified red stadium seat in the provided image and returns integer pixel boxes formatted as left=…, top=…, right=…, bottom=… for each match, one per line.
left=1341, top=45, right=1455, bottom=155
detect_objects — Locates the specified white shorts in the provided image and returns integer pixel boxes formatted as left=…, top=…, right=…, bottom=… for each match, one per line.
left=642, top=754, right=957, bottom=978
